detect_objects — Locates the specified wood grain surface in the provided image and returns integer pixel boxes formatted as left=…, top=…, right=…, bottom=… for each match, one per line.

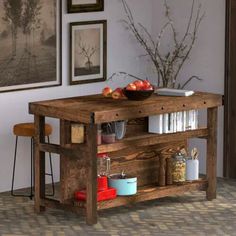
left=29, top=92, right=222, bottom=124
left=74, top=179, right=208, bottom=210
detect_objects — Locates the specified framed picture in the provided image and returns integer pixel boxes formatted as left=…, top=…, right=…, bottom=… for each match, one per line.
left=70, top=20, right=107, bottom=85
left=67, top=0, right=104, bottom=13
left=0, top=0, right=62, bottom=93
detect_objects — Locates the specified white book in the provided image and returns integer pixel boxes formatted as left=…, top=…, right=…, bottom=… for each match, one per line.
left=192, top=110, right=199, bottom=129
left=182, top=111, right=187, bottom=131
left=176, top=112, right=183, bottom=132
left=155, top=88, right=194, bottom=97
left=172, top=112, right=177, bottom=133
left=163, top=114, right=169, bottom=133
left=195, top=110, right=199, bottom=129
left=188, top=110, right=195, bottom=130
left=148, top=115, right=163, bottom=134
left=176, top=112, right=179, bottom=132
left=186, top=111, right=192, bottom=130
left=169, top=113, right=174, bottom=133
left=192, top=110, right=195, bottom=129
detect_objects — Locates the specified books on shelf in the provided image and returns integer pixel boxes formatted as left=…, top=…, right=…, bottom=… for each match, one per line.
left=163, top=114, right=169, bottom=134
left=155, top=88, right=194, bottom=97
left=149, top=114, right=163, bottom=134
left=148, top=110, right=199, bottom=134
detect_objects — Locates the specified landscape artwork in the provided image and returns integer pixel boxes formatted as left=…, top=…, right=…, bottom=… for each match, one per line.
left=0, top=0, right=61, bottom=92
left=70, top=21, right=107, bottom=85
left=67, top=0, right=104, bottom=13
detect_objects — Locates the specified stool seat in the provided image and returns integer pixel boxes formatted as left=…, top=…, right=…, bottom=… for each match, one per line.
left=13, top=123, right=52, bottom=137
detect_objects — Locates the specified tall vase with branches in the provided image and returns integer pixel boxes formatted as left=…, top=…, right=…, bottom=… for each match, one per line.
left=121, top=0, right=205, bottom=89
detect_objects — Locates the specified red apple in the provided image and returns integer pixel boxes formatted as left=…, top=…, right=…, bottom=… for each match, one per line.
left=112, top=88, right=124, bottom=99
left=144, top=85, right=154, bottom=91
left=102, top=87, right=113, bottom=97
left=142, top=80, right=151, bottom=89
left=134, top=80, right=144, bottom=90
left=126, top=83, right=137, bottom=91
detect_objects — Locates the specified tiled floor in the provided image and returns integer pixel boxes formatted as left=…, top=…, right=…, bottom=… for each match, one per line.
left=0, top=178, right=236, bottom=236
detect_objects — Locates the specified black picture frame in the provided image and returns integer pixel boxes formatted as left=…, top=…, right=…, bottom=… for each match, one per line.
left=0, top=0, right=62, bottom=93
left=70, top=20, right=107, bottom=85
left=67, top=0, right=104, bottom=14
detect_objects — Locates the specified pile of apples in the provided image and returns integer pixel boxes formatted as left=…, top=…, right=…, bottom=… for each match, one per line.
left=102, top=87, right=124, bottom=99
left=102, top=80, right=154, bottom=99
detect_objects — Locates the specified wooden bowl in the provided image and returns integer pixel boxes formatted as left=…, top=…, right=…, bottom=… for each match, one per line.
left=123, top=89, right=154, bottom=101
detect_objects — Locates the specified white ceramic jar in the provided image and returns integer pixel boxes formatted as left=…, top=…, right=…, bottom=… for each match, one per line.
left=186, top=159, right=199, bottom=181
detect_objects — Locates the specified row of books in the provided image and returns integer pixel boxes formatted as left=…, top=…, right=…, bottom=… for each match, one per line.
left=148, top=110, right=198, bottom=134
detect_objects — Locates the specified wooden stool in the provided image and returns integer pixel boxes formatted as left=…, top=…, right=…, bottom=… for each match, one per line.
left=11, top=123, right=55, bottom=199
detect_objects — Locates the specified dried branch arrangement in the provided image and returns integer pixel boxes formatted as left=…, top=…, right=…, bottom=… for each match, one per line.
left=121, top=0, right=205, bottom=88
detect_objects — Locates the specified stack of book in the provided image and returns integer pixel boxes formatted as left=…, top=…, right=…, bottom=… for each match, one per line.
left=148, top=110, right=198, bottom=134
left=155, top=88, right=195, bottom=97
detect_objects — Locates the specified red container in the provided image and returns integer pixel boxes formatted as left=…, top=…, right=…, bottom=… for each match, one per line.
left=75, top=188, right=117, bottom=202
left=97, top=176, right=108, bottom=191
left=75, top=153, right=117, bottom=202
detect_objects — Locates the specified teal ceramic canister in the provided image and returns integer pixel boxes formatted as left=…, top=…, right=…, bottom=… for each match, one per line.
left=108, top=174, right=137, bottom=196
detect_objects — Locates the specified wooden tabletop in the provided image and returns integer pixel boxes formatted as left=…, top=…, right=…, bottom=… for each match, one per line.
left=29, top=92, right=223, bottom=124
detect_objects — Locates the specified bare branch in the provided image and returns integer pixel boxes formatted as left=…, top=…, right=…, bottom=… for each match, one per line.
left=138, top=23, right=156, bottom=49
left=172, top=3, right=205, bottom=87
left=121, top=0, right=204, bottom=88
left=108, top=71, right=147, bottom=82
left=164, top=0, right=178, bottom=47
left=180, top=75, right=203, bottom=89
left=155, top=21, right=171, bottom=51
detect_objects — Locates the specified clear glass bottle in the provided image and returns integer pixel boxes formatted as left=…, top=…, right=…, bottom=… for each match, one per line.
left=97, top=153, right=110, bottom=177
left=172, top=152, right=186, bottom=183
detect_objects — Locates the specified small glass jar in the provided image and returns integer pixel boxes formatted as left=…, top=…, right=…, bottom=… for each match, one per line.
left=97, top=153, right=110, bottom=177
left=172, top=152, right=186, bottom=183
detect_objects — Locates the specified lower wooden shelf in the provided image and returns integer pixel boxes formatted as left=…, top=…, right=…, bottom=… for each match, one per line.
left=74, top=179, right=208, bottom=210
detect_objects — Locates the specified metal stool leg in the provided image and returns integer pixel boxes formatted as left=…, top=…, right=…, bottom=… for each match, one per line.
left=11, top=136, right=18, bottom=196
left=11, top=136, right=33, bottom=198
left=45, top=136, right=55, bottom=196
left=30, top=138, right=34, bottom=199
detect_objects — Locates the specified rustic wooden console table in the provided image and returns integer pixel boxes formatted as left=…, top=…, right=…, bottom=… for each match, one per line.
left=29, top=92, right=222, bottom=225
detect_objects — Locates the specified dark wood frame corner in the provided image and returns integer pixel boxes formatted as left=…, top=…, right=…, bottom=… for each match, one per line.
left=67, top=0, right=104, bottom=14
left=224, top=0, right=235, bottom=178
left=224, top=0, right=229, bottom=177
left=0, top=0, right=62, bottom=93
left=69, top=20, right=107, bottom=85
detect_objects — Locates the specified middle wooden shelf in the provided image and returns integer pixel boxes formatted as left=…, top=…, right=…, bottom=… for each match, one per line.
left=98, top=128, right=208, bottom=153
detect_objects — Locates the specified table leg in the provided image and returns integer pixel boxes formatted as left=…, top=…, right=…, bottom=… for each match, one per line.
left=34, top=115, right=46, bottom=212
left=206, top=107, right=218, bottom=200
left=85, top=123, right=97, bottom=225
left=60, top=120, right=71, bottom=202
